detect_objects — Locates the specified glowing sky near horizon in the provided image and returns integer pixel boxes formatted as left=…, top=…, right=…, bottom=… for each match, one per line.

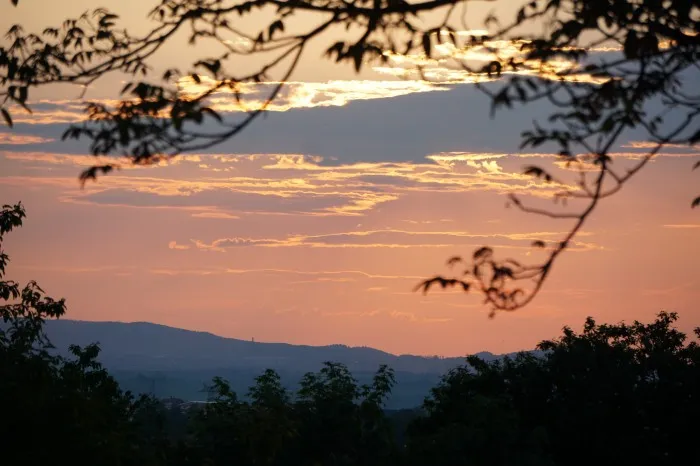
left=1, top=0, right=698, bottom=356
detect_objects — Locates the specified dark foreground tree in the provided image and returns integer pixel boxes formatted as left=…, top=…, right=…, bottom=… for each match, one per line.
left=0, top=203, right=170, bottom=466
left=182, top=362, right=398, bottom=466
left=1, top=1, right=698, bottom=314
left=406, top=311, right=700, bottom=466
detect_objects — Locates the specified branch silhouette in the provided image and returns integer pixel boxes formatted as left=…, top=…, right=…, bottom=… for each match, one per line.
left=2, top=0, right=698, bottom=314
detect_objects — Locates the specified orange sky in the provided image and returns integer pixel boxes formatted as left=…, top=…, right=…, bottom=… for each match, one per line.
left=1, top=0, right=698, bottom=356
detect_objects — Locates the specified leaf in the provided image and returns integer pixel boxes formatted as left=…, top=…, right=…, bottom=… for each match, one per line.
left=483, top=61, right=502, bottom=77
left=268, top=20, right=284, bottom=39
left=473, top=246, right=493, bottom=262
left=692, top=196, right=700, bottom=209
left=422, top=32, right=431, bottom=57
left=693, top=160, right=700, bottom=170
left=446, top=256, right=462, bottom=268
left=349, top=44, right=363, bottom=72
left=325, top=41, right=345, bottom=61
left=447, top=30, right=456, bottom=45
left=601, top=116, right=615, bottom=133
left=79, top=165, right=114, bottom=187
left=523, top=165, right=553, bottom=182
left=508, top=193, right=522, bottom=207
left=623, top=30, right=639, bottom=59
left=1, top=108, right=12, bottom=128
left=690, top=129, right=700, bottom=144
left=202, top=107, right=222, bottom=122
left=195, top=60, right=221, bottom=76
left=414, top=276, right=470, bottom=295
left=532, top=240, right=546, bottom=248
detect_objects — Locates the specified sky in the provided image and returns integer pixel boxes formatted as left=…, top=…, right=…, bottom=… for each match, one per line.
left=1, top=0, right=698, bottom=356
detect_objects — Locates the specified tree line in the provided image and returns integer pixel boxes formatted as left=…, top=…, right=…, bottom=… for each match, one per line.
left=2, top=203, right=699, bottom=466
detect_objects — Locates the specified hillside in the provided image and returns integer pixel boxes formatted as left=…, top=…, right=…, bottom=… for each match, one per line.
left=42, top=319, right=506, bottom=408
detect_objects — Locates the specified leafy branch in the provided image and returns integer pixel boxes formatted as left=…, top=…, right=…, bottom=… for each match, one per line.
left=2, top=0, right=698, bottom=315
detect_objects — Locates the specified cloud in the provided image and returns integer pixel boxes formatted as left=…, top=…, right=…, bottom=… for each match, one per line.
left=317, top=307, right=452, bottom=323
left=168, top=240, right=191, bottom=250
left=2, top=151, right=203, bottom=170
left=0, top=133, right=55, bottom=145
left=5, top=33, right=626, bottom=127
left=0, top=151, right=569, bottom=217
left=16, top=263, right=424, bottom=283
left=15, top=264, right=135, bottom=274
left=639, top=282, right=700, bottom=297
left=402, top=219, right=454, bottom=224
left=663, top=224, right=700, bottom=229
left=146, top=267, right=424, bottom=281
left=184, top=228, right=603, bottom=251
left=621, top=141, right=696, bottom=150
left=289, top=277, right=357, bottom=284
left=190, top=211, right=240, bottom=219
left=181, top=78, right=448, bottom=113
left=375, top=35, right=614, bottom=85
left=8, top=79, right=448, bottom=125
left=190, top=237, right=289, bottom=252
left=387, top=309, right=452, bottom=324
left=6, top=147, right=693, bottom=222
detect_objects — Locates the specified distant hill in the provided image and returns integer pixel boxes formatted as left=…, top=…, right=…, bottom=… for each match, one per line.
left=41, top=319, right=514, bottom=409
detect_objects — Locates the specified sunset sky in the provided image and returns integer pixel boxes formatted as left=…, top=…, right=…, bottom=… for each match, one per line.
left=1, top=0, right=698, bottom=357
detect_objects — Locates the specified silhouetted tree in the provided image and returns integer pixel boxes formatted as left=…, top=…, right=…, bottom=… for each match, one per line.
left=1, top=203, right=170, bottom=466
left=406, top=311, right=700, bottom=466
left=183, top=362, right=398, bottom=466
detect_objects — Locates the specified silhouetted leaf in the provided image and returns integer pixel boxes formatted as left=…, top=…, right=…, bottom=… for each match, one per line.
left=79, top=165, right=114, bottom=186
left=421, top=32, right=431, bottom=57
left=414, top=276, right=466, bottom=295
left=523, top=165, right=554, bottom=182
left=473, top=247, right=493, bottom=262
left=447, top=256, right=462, bottom=268
left=202, top=107, right=222, bottom=122
left=349, top=44, right=363, bottom=72
left=532, top=240, right=546, bottom=248
left=690, top=129, right=700, bottom=144
left=692, top=196, right=700, bottom=208
left=325, top=41, right=345, bottom=61
left=268, top=19, right=284, bottom=39
left=1, top=108, right=12, bottom=127
left=483, top=61, right=502, bottom=77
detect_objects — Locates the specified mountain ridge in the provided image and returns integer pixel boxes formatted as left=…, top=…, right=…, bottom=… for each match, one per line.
left=39, top=319, right=519, bottom=408
left=43, top=319, right=504, bottom=372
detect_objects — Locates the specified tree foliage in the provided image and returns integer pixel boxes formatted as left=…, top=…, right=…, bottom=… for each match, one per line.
left=406, top=311, right=700, bottom=466
left=1, top=1, right=698, bottom=314
left=182, top=362, right=398, bottom=466
left=1, top=203, right=171, bottom=466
